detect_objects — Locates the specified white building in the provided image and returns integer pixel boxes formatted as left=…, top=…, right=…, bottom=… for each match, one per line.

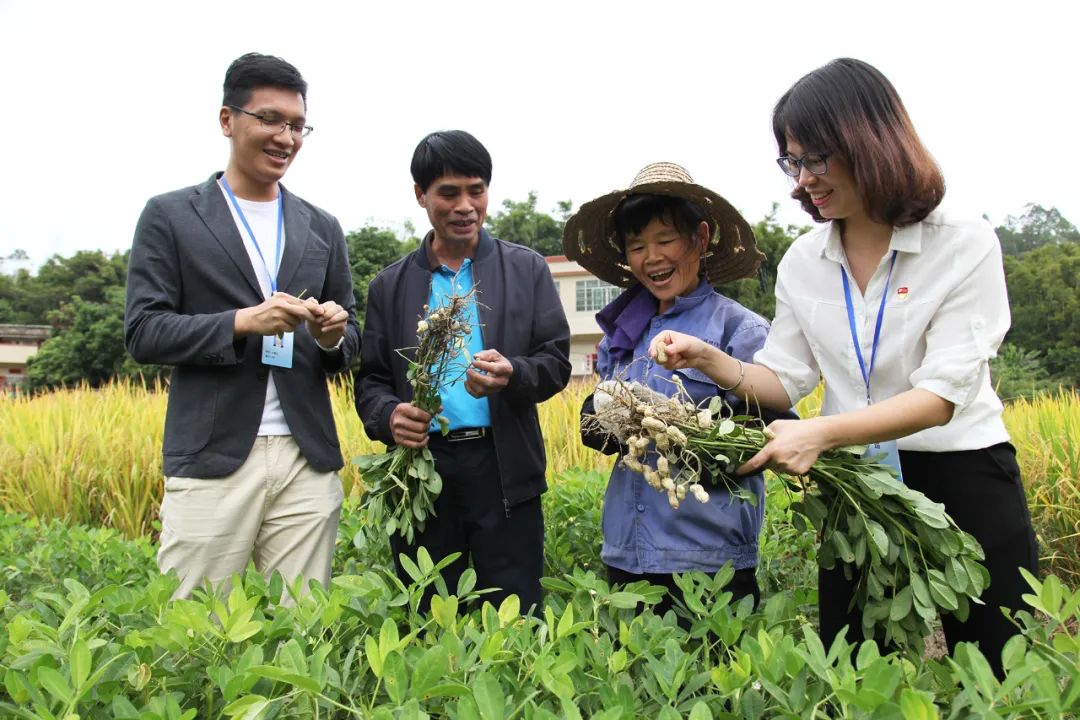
left=545, top=255, right=622, bottom=377
left=0, top=324, right=50, bottom=392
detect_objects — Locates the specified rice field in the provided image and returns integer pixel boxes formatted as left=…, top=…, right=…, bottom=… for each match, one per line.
left=1, top=378, right=1076, bottom=578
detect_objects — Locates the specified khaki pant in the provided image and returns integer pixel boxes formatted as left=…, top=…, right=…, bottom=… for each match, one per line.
left=158, top=435, right=344, bottom=602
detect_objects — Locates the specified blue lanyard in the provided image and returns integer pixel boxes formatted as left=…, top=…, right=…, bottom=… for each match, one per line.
left=841, top=250, right=897, bottom=405
left=220, top=177, right=284, bottom=293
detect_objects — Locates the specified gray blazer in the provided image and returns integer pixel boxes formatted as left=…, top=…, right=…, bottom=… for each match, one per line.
left=125, top=173, right=360, bottom=478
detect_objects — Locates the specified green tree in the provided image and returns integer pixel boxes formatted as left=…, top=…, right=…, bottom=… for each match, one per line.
left=715, top=204, right=809, bottom=321
left=345, top=225, right=412, bottom=323
left=996, top=204, right=1080, bottom=256
left=989, top=343, right=1058, bottom=401
left=1003, top=242, right=1080, bottom=385
left=0, top=271, right=17, bottom=323
left=485, top=192, right=570, bottom=256
left=27, top=287, right=165, bottom=391
left=0, top=250, right=128, bottom=325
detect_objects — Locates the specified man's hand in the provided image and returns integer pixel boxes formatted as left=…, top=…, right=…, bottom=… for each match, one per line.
left=390, top=403, right=433, bottom=448
left=303, top=297, right=349, bottom=348
left=465, top=349, right=513, bottom=398
left=234, top=292, right=317, bottom=337
left=736, top=418, right=829, bottom=476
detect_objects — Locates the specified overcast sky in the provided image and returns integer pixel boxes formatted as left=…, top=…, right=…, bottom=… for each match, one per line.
left=1, top=1, right=1077, bottom=268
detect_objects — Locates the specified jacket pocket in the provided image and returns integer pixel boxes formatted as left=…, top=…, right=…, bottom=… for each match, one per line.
left=162, top=371, right=218, bottom=455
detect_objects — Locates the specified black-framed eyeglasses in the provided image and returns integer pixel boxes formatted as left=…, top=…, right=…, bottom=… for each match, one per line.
left=228, top=105, right=313, bottom=138
left=776, top=152, right=829, bottom=177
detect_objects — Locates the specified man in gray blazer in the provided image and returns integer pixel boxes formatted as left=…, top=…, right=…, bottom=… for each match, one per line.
left=125, top=53, right=360, bottom=600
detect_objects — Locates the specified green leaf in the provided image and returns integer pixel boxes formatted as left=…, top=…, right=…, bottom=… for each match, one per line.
left=430, top=595, right=459, bottom=629
left=497, top=595, right=520, bottom=625
left=222, top=694, right=272, bottom=719
left=831, top=531, right=855, bottom=563
left=803, top=494, right=828, bottom=527
left=866, top=519, right=890, bottom=558
left=426, top=472, right=443, bottom=494
left=688, top=701, right=713, bottom=720
left=423, top=682, right=471, bottom=699
left=899, top=688, right=939, bottom=719
left=559, top=696, right=584, bottom=720
left=945, top=557, right=969, bottom=595
left=1039, top=574, right=1064, bottom=616
left=608, top=649, right=627, bottom=673
left=557, top=603, right=575, bottom=640
left=889, top=586, right=913, bottom=622
left=854, top=534, right=867, bottom=566
left=412, top=646, right=450, bottom=699
left=37, top=666, right=73, bottom=705
left=70, top=638, right=91, bottom=690
left=379, top=617, right=401, bottom=658
left=608, top=591, right=644, bottom=609
left=964, top=558, right=988, bottom=597
left=398, top=554, right=423, bottom=583
left=383, top=652, right=409, bottom=706
left=365, top=636, right=383, bottom=679
left=740, top=687, right=765, bottom=720
left=913, top=505, right=950, bottom=530
left=472, top=671, right=506, bottom=720
left=226, top=618, right=262, bottom=643
left=856, top=640, right=880, bottom=670
left=248, top=665, right=320, bottom=694
left=910, top=572, right=931, bottom=608
left=861, top=658, right=901, bottom=705
left=929, top=577, right=958, bottom=612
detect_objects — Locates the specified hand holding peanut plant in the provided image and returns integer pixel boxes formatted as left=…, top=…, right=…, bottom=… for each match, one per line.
left=354, top=291, right=478, bottom=545
left=586, top=375, right=989, bottom=647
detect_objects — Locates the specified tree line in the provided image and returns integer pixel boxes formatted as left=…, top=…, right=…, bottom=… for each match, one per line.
left=1, top=200, right=1076, bottom=397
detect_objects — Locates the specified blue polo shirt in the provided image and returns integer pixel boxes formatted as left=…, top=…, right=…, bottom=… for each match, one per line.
left=428, top=258, right=490, bottom=432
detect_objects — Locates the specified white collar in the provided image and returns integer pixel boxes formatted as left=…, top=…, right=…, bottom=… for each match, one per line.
left=820, top=220, right=924, bottom=263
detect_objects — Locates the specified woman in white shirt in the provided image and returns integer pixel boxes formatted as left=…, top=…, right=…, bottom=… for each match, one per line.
left=651, top=58, right=1037, bottom=676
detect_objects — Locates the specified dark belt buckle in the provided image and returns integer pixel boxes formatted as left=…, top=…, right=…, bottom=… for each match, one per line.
left=446, top=427, right=486, bottom=442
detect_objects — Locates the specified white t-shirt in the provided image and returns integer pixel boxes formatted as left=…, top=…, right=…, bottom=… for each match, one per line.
left=754, top=208, right=1011, bottom=452
left=218, top=180, right=290, bottom=437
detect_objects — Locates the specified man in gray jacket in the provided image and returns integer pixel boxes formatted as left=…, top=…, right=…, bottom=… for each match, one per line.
left=125, top=53, right=360, bottom=600
left=356, top=130, right=570, bottom=612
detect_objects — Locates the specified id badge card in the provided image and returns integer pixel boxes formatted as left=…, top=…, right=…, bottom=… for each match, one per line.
left=864, top=440, right=904, bottom=483
left=262, top=332, right=294, bottom=368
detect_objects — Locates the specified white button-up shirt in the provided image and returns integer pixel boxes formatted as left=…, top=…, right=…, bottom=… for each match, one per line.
left=754, top=209, right=1010, bottom=452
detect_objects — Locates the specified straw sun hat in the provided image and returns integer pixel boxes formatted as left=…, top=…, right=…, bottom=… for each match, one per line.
left=562, top=162, right=764, bottom=288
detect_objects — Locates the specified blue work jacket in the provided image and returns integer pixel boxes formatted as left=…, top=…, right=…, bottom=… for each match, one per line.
left=594, top=280, right=774, bottom=574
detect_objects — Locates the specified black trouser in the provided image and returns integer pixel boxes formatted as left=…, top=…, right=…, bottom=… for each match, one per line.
left=607, top=564, right=760, bottom=627
left=819, top=442, right=1038, bottom=677
left=388, top=434, right=544, bottom=615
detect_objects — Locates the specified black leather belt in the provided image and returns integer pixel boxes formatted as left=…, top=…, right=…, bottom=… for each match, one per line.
left=439, top=427, right=489, bottom=442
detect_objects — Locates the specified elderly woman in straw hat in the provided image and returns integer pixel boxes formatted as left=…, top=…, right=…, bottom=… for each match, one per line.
left=565, top=162, right=792, bottom=619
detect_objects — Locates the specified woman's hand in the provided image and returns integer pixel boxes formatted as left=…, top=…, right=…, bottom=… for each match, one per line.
left=649, top=330, right=713, bottom=370
left=737, top=417, right=830, bottom=476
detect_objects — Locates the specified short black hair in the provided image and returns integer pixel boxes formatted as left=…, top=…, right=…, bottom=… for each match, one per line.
left=614, top=194, right=709, bottom=247
left=410, top=130, right=492, bottom=192
left=222, top=52, right=308, bottom=109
